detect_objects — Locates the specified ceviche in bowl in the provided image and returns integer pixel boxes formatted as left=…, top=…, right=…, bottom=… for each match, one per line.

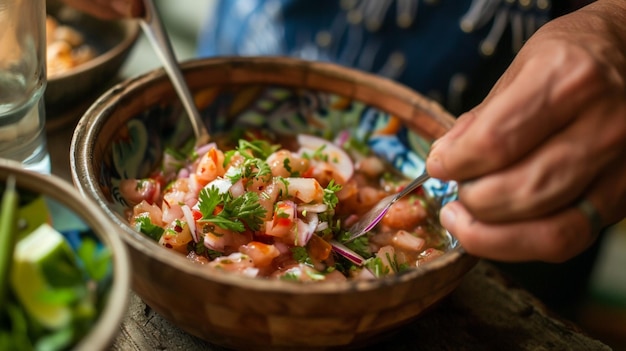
left=70, top=57, right=478, bottom=350
left=122, top=130, right=452, bottom=282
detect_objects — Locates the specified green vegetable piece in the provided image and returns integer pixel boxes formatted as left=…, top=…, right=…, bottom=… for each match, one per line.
left=0, top=175, right=18, bottom=308
left=10, top=223, right=82, bottom=329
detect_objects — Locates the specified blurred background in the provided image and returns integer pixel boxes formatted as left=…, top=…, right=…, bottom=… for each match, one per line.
left=118, top=0, right=626, bottom=348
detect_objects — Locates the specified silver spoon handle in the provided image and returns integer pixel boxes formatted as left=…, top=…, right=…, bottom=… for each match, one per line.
left=140, top=0, right=209, bottom=146
left=391, top=171, right=430, bottom=205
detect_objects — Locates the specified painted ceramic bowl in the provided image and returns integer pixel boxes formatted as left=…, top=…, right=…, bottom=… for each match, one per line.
left=70, top=57, right=478, bottom=350
left=0, top=160, right=130, bottom=351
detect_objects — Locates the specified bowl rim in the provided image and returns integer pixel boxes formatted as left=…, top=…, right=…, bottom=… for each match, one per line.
left=70, top=56, right=476, bottom=296
left=0, top=160, right=130, bottom=350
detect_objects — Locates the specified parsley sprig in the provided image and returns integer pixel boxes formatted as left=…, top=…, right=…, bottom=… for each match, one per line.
left=198, top=186, right=266, bottom=232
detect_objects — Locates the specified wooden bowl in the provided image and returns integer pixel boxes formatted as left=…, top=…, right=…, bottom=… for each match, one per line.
left=0, top=160, right=130, bottom=351
left=70, top=57, right=478, bottom=350
left=45, top=2, right=140, bottom=109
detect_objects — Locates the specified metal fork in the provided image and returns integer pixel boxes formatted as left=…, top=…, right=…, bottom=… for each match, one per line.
left=346, top=171, right=430, bottom=241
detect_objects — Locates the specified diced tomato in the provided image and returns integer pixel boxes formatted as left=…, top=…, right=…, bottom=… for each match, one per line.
left=301, top=167, right=314, bottom=178
left=192, top=209, right=203, bottom=221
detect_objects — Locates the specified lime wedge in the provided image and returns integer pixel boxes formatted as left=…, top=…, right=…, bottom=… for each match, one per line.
left=10, top=223, right=80, bottom=329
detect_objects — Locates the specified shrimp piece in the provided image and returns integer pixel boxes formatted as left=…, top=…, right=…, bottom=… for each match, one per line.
left=416, top=248, right=445, bottom=267
left=265, top=200, right=297, bottom=238
left=355, top=156, right=386, bottom=178
left=267, top=150, right=310, bottom=177
left=337, top=185, right=386, bottom=216
left=194, top=148, right=225, bottom=186
left=165, top=178, right=197, bottom=208
left=119, top=178, right=160, bottom=206
left=202, top=225, right=253, bottom=254
left=271, top=264, right=324, bottom=282
left=53, top=25, right=84, bottom=47
left=381, top=197, right=427, bottom=230
left=285, top=177, right=324, bottom=203
left=258, top=179, right=288, bottom=221
left=391, top=230, right=426, bottom=252
left=159, top=219, right=193, bottom=254
left=239, top=241, right=280, bottom=268
left=208, top=253, right=258, bottom=277
left=376, top=245, right=397, bottom=275
left=131, top=200, right=164, bottom=227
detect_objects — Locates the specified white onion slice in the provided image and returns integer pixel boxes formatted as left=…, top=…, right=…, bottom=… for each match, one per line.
left=205, top=177, right=232, bottom=194
left=297, top=203, right=328, bottom=213
left=181, top=205, right=198, bottom=243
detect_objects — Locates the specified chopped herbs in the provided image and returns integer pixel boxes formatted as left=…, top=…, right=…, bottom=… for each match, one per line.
left=135, top=215, right=165, bottom=241
left=198, top=186, right=266, bottom=232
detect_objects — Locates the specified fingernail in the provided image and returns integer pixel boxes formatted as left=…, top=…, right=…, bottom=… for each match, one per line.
left=440, top=204, right=457, bottom=229
left=430, top=137, right=443, bottom=152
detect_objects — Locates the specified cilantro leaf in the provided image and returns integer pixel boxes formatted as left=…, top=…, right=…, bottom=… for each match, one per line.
left=198, top=185, right=266, bottom=232
left=238, top=139, right=280, bottom=159
left=135, top=215, right=165, bottom=241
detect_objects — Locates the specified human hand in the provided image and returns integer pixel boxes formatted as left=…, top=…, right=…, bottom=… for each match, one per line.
left=426, top=0, right=626, bottom=262
left=60, top=0, right=144, bottom=19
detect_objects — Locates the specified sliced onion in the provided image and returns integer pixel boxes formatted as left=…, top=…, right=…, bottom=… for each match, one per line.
left=285, top=177, right=324, bottom=203
left=181, top=204, right=198, bottom=243
left=330, top=240, right=365, bottom=266
left=177, top=167, right=190, bottom=179
left=295, top=217, right=316, bottom=247
left=333, top=130, right=350, bottom=147
left=229, top=179, right=245, bottom=198
left=205, top=177, right=232, bottom=194
left=315, top=221, right=329, bottom=232
left=297, top=203, right=328, bottom=213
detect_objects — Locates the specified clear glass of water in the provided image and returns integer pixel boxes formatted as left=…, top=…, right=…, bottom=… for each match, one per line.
left=0, top=0, right=50, bottom=174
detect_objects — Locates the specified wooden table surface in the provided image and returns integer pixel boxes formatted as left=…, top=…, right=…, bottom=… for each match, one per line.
left=46, top=105, right=611, bottom=351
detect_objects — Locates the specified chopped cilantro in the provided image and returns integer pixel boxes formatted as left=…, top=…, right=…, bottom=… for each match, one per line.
left=291, top=247, right=312, bottom=266
left=198, top=186, right=266, bottom=232
left=134, top=215, right=164, bottom=241
left=364, top=257, right=390, bottom=277
left=238, top=139, right=280, bottom=159
left=323, top=180, right=342, bottom=211
left=280, top=272, right=300, bottom=281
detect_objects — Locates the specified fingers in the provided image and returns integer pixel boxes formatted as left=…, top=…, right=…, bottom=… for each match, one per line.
left=440, top=201, right=596, bottom=262
left=427, top=39, right=611, bottom=183
left=442, top=145, right=626, bottom=263
left=456, top=93, right=625, bottom=222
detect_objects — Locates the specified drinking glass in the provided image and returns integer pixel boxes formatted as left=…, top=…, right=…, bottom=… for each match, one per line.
left=0, top=0, right=50, bottom=173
